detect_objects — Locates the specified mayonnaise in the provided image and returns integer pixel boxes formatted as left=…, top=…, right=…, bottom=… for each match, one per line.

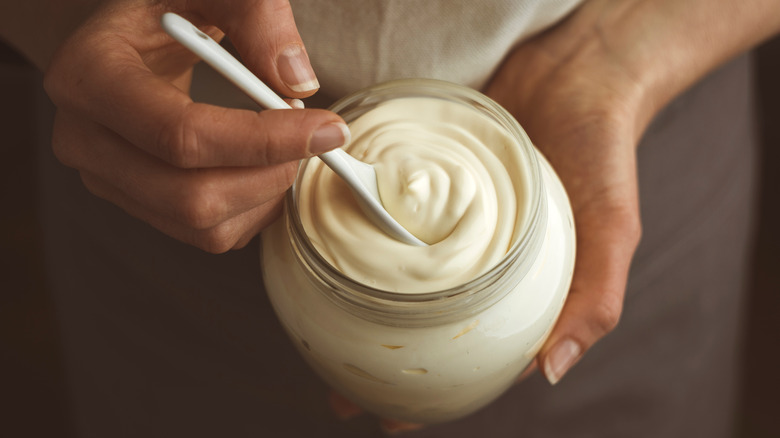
left=299, top=97, right=533, bottom=292
left=261, top=80, right=576, bottom=424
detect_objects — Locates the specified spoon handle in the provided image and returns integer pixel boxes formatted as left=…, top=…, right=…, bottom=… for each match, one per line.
left=162, top=15, right=352, bottom=184
left=162, top=12, right=352, bottom=164
left=161, top=12, right=427, bottom=247
left=161, top=12, right=289, bottom=110
left=162, top=13, right=368, bottom=182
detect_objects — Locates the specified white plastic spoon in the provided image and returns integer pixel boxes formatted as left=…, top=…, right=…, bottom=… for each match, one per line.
left=161, top=12, right=426, bottom=246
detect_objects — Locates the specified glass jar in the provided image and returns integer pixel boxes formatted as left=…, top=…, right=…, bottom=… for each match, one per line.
left=261, top=79, right=575, bottom=424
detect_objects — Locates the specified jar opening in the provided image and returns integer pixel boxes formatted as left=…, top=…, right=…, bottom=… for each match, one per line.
left=285, top=79, right=546, bottom=326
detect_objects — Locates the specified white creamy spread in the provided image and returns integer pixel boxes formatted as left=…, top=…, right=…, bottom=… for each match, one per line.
left=298, top=97, right=533, bottom=292
left=262, top=91, right=576, bottom=423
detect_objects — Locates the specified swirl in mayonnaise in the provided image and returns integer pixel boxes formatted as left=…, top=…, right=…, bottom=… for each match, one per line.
left=298, top=97, right=532, bottom=293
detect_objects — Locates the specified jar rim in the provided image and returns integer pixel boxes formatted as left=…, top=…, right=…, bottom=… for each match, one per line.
left=285, top=78, right=546, bottom=325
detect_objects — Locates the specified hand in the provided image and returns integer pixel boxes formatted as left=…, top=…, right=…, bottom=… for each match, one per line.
left=328, top=4, right=648, bottom=431
left=323, top=0, right=780, bottom=427
left=43, top=0, right=349, bottom=253
left=484, top=2, right=648, bottom=385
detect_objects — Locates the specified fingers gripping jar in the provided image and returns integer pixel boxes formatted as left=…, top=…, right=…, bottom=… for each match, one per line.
left=261, top=79, right=575, bottom=424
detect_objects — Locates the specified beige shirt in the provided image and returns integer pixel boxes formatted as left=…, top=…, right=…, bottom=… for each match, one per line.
left=290, top=0, right=584, bottom=100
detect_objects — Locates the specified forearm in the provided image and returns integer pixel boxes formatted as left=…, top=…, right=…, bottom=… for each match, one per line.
left=0, top=0, right=104, bottom=69
left=485, top=0, right=779, bottom=388
left=595, top=0, right=780, bottom=124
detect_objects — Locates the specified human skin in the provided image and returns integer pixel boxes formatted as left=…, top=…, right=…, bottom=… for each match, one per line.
left=485, top=0, right=780, bottom=389
left=2, top=0, right=779, bottom=434
left=1, top=0, right=350, bottom=254
left=334, top=0, right=780, bottom=433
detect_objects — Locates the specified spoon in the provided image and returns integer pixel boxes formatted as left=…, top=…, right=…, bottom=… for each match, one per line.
left=161, top=12, right=426, bottom=246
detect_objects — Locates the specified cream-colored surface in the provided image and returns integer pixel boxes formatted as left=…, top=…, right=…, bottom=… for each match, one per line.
left=262, top=150, right=575, bottom=423
left=262, top=91, right=576, bottom=423
left=299, top=97, right=530, bottom=292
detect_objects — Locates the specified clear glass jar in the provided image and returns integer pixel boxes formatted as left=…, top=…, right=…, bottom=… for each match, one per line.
left=261, top=79, right=575, bottom=424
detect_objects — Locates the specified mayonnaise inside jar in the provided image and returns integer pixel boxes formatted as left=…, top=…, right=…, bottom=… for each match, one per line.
left=261, top=79, right=575, bottom=424
left=299, top=96, right=533, bottom=292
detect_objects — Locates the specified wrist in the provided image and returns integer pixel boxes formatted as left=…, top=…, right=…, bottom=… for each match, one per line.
left=486, top=2, right=659, bottom=145
left=586, top=0, right=780, bottom=136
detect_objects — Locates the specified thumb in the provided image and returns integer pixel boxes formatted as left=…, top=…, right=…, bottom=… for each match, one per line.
left=538, top=205, right=641, bottom=385
left=186, top=0, right=318, bottom=97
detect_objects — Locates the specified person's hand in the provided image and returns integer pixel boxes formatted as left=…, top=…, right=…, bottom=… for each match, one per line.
left=484, top=3, right=651, bottom=385
left=43, top=0, right=349, bottom=253
left=327, top=4, right=648, bottom=432
left=313, top=0, right=780, bottom=430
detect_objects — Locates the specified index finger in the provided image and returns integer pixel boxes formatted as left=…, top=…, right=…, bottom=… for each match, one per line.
left=181, top=0, right=320, bottom=97
left=46, top=24, right=347, bottom=168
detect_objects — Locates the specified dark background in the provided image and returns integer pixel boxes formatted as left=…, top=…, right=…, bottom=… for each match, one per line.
left=1, top=38, right=778, bottom=436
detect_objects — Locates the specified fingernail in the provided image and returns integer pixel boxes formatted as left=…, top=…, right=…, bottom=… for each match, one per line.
left=544, top=339, right=581, bottom=385
left=289, top=98, right=305, bottom=109
left=277, top=44, right=319, bottom=93
left=309, top=122, right=351, bottom=154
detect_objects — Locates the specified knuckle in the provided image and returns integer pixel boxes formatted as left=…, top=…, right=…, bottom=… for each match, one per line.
left=78, top=172, right=103, bottom=198
left=42, top=67, right=64, bottom=106
left=276, top=161, right=299, bottom=189
left=258, top=110, right=321, bottom=165
left=256, top=110, right=318, bottom=166
left=176, top=177, right=226, bottom=229
left=196, top=222, right=240, bottom=254
left=44, top=31, right=101, bottom=109
left=159, top=105, right=201, bottom=168
left=231, top=233, right=253, bottom=250
left=50, top=115, right=82, bottom=169
left=51, top=133, right=76, bottom=168
left=590, top=293, right=623, bottom=336
left=43, top=47, right=73, bottom=106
